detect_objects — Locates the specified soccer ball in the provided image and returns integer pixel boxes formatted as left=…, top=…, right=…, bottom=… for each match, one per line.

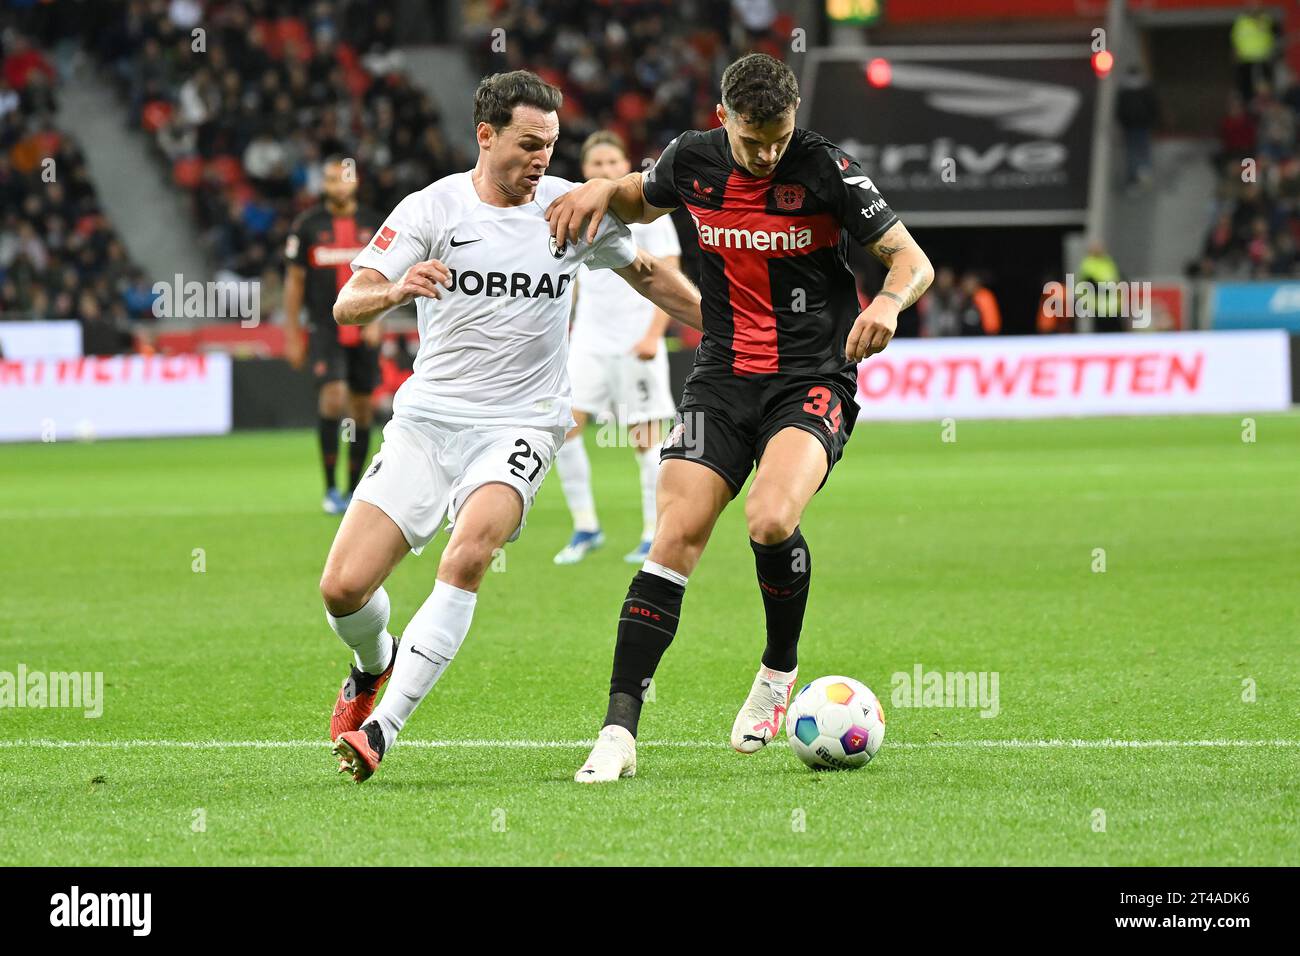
left=786, top=675, right=886, bottom=770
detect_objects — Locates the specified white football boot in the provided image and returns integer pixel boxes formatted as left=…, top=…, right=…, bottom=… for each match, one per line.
left=553, top=528, right=605, bottom=565
left=573, top=724, right=637, bottom=783
left=730, top=665, right=798, bottom=753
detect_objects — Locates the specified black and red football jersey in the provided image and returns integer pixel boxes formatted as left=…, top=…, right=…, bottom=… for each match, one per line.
left=284, top=204, right=383, bottom=346
left=642, top=126, right=899, bottom=385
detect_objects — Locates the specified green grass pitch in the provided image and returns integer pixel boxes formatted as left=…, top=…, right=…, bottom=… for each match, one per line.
left=1, top=413, right=1297, bottom=866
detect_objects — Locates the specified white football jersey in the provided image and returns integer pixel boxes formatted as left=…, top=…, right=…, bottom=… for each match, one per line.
left=350, top=171, right=637, bottom=427
left=570, top=215, right=682, bottom=356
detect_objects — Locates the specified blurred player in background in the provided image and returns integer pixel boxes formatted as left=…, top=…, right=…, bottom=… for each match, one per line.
left=548, top=53, right=934, bottom=782
left=553, top=131, right=682, bottom=566
left=284, top=156, right=385, bottom=514
left=322, top=72, right=703, bottom=783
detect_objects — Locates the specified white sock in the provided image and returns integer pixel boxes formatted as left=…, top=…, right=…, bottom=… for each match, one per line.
left=635, top=443, right=660, bottom=540
left=556, top=435, right=599, bottom=532
left=368, top=580, right=477, bottom=750
left=326, top=587, right=394, bottom=674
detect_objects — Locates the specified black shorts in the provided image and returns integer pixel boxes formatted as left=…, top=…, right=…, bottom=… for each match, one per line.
left=661, top=366, right=857, bottom=496
left=310, top=327, right=379, bottom=393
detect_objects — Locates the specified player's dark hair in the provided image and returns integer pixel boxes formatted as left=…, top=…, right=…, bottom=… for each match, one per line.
left=580, top=130, right=627, bottom=165
left=474, top=70, right=563, bottom=131
left=720, top=53, right=799, bottom=126
left=321, top=153, right=348, bottom=168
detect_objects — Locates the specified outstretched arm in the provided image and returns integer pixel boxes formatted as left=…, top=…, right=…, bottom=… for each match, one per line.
left=845, top=221, right=934, bottom=362
left=547, top=173, right=675, bottom=246
left=613, top=248, right=703, bottom=332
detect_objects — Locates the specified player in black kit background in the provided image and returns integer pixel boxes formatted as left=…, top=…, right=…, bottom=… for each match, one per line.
left=547, top=53, right=935, bottom=782
left=284, top=156, right=385, bottom=514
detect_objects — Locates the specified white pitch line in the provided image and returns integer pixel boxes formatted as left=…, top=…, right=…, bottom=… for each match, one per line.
left=0, top=504, right=311, bottom=521
left=900, top=739, right=1300, bottom=749
left=1, top=738, right=1298, bottom=750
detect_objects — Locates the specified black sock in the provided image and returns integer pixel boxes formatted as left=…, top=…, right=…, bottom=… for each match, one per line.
left=319, top=417, right=341, bottom=491
left=752, top=527, right=811, bottom=673
left=348, top=425, right=372, bottom=492
left=604, top=570, right=685, bottom=736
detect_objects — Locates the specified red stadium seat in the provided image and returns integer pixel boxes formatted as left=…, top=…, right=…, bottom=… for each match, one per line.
left=229, top=181, right=256, bottom=205
left=614, top=92, right=649, bottom=124
left=558, top=95, right=585, bottom=124
left=173, top=156, right=203, bottom=189
left=141, top=99, right=173, bottom=133
left=207, top=155, right=245, bottom=188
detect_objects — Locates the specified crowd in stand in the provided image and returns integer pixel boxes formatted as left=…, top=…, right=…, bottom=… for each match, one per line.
left=1190, top=82, right=1300, bottom=279
left=0, top=27, right=149, bottom=343
left=1191, top=7, right=1300, bottom=280
left=89, top=0, right=464, bottom=301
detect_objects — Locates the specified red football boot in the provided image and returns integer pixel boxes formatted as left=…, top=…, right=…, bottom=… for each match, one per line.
left=332, top=723, right=385, bottom=783
left=329, top=639, right=396, bottom=741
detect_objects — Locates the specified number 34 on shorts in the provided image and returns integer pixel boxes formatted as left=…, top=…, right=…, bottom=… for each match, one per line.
left=801, top=385, right=844, bottom=434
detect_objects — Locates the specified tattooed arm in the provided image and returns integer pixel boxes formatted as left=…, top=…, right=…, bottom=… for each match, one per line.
left=868, top=221, right=934, bottom=311
left=845, top=221, right=935, bottom=362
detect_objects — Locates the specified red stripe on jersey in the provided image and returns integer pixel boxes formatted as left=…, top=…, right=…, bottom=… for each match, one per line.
left=332, top=216, right=361, bottom=347
left=689, top=171, right=839, bottom=374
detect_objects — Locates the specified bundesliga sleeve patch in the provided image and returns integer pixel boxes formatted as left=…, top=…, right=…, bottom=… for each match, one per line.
left=371, top=226, right=397, bottom=253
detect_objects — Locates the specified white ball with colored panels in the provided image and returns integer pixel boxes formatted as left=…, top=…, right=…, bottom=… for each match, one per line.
left=786, top=675, right=886, bottom=770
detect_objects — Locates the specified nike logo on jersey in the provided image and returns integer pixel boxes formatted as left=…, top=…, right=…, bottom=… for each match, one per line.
left=449, top=236, right=482, bottom=247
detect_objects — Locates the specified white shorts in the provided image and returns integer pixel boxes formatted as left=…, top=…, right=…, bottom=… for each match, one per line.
left=569, top=346, right=676, bottom=425
left=351, top=416, right=565, bottom=555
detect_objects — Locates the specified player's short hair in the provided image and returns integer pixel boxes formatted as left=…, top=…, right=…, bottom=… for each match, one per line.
left=579, top=130, right=627, bottom=165
left=721, top=53, right=799, bottom=126
left=474, top=70, right=563, bottom=131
